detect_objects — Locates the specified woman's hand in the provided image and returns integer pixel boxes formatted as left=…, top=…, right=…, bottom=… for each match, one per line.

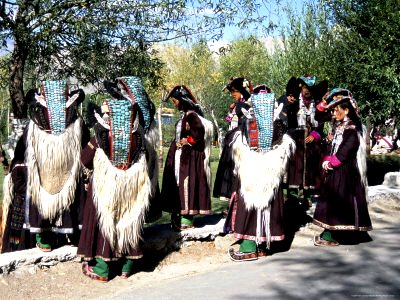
left=305, top=135, right=315, bottom=143
left=180, top=137, right=188, bottom=146
left=322, top=161, right=333, bottom=171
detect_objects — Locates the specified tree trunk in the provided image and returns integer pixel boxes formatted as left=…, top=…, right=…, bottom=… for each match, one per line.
left=158, top=103, right=163, bottom=168
left=9, top=42, right=27, bottom=119
left=366, top=116, right=371, bottom=155
left=210, top=109, right=222, bottom=157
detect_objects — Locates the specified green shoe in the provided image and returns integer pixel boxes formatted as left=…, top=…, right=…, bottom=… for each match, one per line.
left=121, top=259, right=134, bottom=279
left=180, top=215, right=194, bottom=229
left=239, top=239, right=257, bottom=253
left=36, top=233, right=52, bottom=252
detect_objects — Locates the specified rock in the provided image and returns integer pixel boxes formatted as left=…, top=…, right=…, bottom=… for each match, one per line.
left=383, top=172, right=400, bottom=188
left=368, top=185, right=400, bottom=204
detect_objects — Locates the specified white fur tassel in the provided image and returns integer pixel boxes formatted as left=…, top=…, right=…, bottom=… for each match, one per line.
left=92, top=149, right=151, bottom=253
left=357, top=127, right=369, bottom=202
left=199, top=116, right=213, bottom=189
left=1, top=174, right=13, bottom=235
left=26, top=118, right=82, bottom=220
left=145, top=121, right=159, bottom=196
left=232, top=134, right=295, bottom=210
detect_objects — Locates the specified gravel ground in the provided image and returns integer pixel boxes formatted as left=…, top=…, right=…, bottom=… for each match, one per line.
left=0, top=195, right=398, bottom=300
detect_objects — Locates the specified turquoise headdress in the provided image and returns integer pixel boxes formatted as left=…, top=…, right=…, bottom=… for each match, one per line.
left=117, top=76, right=152, bottom=131
left=325, top=88, right=358, bottom=113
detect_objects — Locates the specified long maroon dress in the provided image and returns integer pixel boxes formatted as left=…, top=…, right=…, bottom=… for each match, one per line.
left=313, top=123, right=372, bottom=231
left=161, top=111, right=211, bottom=215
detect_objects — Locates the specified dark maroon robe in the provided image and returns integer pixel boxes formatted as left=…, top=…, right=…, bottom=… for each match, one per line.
left=224, top=121, right=288, bottom=245
left=161, top=111, right=211, bottom=215
left=1, top=123, right=89, bottom=253
left=77, top=137, right=144, bottom=261
left=313, top=127, right=372, bottom=231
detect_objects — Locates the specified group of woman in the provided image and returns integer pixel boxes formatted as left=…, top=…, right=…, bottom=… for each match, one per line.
left=1, top=77, right=163, bottom=281
left=212, top=77, right=372, bottom=261
left=0, top=74, right=373, bottom=282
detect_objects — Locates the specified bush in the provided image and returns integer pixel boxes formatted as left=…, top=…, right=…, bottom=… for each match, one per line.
left=367, top=154, right=400, bottom=186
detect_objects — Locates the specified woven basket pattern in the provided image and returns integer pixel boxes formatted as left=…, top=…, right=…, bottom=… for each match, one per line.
left=118, top=76, right=151, bottom=130
left=107, top=99, right=133, bottom=166
left=251, top=92, right=275, bottom=151
left=43, top=80, right=67, bottom=135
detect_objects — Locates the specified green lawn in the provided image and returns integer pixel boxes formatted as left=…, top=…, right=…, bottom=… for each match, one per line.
left=0, top=146, right=228, bottom=224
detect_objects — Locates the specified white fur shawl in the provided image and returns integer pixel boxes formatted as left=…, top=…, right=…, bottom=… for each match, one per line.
left=232, top=133, right=295, bottom=210
left=92, top=149, right=151, bottom=253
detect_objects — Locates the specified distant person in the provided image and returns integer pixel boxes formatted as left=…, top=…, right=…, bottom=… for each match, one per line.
left=391, top=126, right=400, bottom=151
left=370, top=124, right=380, bottom=148
left=313, top=89, right=372, bottom=246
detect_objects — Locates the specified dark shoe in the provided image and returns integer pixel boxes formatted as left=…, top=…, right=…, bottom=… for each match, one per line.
left=82, top=262, right=108, bottom=282
left=228, top=248, right=258, bottom=262
left=313, top=235, right=339, bottom=247
left=171, top=213, right=182, bottom=231
left=36, top=242, right=52, bottom=252
left=171, top=214, right=194, bottom=231
left=257, top=249, right=268, bottom=258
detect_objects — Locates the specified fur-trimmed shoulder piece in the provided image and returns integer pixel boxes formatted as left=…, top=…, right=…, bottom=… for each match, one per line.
left=1, top=174, right=13, bottom=238
left=92, top=149, right=151, bottom=252
left=198, top=114, right=213, bottom=188
left=232, top=133, right=295, bottom=210
left=357, top=126, right=369, bottom=202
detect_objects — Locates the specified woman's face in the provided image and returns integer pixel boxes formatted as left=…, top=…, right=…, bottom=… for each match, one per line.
left=230, top=88, right=242, bottom=103
left=301, top=86, right=311, bottom=99
left=172, top=97, right=180, bottom=108
left=333, top=105, right=348, bottom=121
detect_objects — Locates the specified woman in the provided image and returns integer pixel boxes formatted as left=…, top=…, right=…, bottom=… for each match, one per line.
left=313, top=88, right=372, bottom=246
left=161, top=85, right=212, bottom=230
left=2, top=81, right=89, bottom=253
left=221, top=80, right=295, bottom=261
left=213, top=77, right=253, bottom=201
left=78, top=77, right=153, bottom=281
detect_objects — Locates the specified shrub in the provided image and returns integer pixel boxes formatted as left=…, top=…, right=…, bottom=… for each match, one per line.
left=367, top=154, right=400, bottom=186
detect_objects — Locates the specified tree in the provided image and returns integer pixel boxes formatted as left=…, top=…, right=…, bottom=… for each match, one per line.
left=322, top=0, right=400, bottom=122
left=0, top=0, right=281, bottom=118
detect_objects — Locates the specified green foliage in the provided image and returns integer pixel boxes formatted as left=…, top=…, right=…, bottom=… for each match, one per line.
left=0, top=0, right=283, bottom=117
left=321, top=0, right=400, bottom=123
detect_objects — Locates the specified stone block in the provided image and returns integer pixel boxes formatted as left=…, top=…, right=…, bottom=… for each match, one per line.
left=383, top=172, right=400, bottom=188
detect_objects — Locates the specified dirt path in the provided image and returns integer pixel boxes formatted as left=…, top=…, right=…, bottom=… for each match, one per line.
left=0, top=195, right=398, bottom=300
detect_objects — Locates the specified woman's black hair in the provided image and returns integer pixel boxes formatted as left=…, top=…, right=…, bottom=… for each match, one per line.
left=338, top=101, right=362, bottom=132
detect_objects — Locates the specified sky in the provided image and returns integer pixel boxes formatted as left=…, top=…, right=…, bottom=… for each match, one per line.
left=208, top=0, right=306, bottom=53
left=222, top=0, right=305, bottom=40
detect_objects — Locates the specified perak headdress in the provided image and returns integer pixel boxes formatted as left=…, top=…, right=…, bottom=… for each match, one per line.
left=325, top=88, right=359, bottom=115
left=223, top=77, right=253, bottom=100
